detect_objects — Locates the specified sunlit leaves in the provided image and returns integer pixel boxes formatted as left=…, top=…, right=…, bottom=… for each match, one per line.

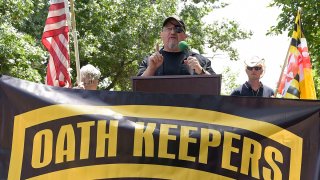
left=0, top=22, right=46, bottom=83
left=1, top=0, right=251, bottom=90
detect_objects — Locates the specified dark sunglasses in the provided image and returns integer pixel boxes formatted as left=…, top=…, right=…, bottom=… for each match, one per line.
left=163, top=25, right=184, bottom=33
left=247, top=66, right=262, bottom=71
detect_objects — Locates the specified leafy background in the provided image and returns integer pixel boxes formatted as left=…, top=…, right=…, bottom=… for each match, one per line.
left=0, top=0, right=319, bottom=97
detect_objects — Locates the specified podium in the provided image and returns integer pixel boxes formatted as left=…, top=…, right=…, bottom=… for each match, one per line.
left=131, top=75, right=221, bottom=95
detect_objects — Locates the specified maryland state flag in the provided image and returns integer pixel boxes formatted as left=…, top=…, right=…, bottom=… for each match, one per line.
left=277, top=10, right=317, bottom=99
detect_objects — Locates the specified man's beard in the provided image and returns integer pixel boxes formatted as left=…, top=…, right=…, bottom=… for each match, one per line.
left=168, top=40, right=178, bottom=49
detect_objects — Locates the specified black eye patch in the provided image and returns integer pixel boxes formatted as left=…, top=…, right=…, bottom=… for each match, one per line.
left=174, top=25, right=184, bottom=33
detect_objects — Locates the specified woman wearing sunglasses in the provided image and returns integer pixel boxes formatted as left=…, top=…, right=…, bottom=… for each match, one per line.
left=230, top=56, right=274, bottom=97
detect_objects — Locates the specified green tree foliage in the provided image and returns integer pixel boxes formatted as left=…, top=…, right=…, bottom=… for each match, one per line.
left=1, top=0, right=251, bottom=90
left=269, top=0, right=320, bottom=98
left=179, top=2, right=252, bottom=60
left=221, top=66, right=239, bottom=95
left=0, top=23, right=46, bottom=83
left=0, top=0, right=46, bottom=82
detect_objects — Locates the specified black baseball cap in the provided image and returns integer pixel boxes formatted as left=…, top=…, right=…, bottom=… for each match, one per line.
left=162, top=16, right=186, bottom=32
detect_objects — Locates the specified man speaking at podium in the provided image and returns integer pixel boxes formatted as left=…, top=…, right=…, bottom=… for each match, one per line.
left=137, top=16, right=215, bottom=76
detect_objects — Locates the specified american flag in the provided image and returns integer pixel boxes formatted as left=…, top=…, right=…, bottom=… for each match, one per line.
left=42, top=0, right=71, bottom=87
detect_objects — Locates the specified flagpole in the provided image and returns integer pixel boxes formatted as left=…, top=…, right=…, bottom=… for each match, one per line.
left=274, top=41, right=291, bottom=96
left=68, top=0, right=81, bottom=84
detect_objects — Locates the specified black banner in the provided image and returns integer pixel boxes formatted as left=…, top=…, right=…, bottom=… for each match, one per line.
left=0, top=75, right=320, bottom=180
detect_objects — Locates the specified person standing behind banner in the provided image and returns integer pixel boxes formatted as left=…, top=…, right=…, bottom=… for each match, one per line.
left=231, top=56, right=274, bottom=97
left=75, top=64, right=101, bottom=90
left=137, top=16, right=215, bottom=76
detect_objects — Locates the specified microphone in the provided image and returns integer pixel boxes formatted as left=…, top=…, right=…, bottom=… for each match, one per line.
left=178, top=41, right=194, bottom=75
left=178, top=41, right=190, bottom=58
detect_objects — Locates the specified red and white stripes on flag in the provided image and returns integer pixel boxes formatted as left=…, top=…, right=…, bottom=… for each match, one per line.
left=42, top=0, right=71, bottom=87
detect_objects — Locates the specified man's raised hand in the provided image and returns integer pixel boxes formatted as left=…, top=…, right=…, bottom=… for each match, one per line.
left=148, top=43, right=163, bottom=70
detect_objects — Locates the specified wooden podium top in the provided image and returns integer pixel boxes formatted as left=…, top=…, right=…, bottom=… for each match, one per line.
left=131, top=75, right=221, bottom=95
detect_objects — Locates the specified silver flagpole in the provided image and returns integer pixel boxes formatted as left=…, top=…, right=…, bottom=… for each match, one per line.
left=65, top=0, right=81, bottom=85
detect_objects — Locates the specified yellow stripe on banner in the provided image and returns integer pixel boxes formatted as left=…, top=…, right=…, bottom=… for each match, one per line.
left=27, top=164, right=234, bottom=180
left=9, top=105, right=303, bottom=180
